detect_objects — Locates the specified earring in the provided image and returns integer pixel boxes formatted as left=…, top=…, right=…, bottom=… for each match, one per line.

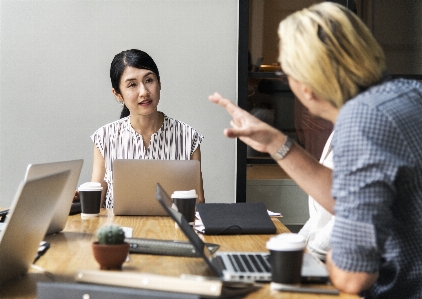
left=120, top=101, right=124, bottom=107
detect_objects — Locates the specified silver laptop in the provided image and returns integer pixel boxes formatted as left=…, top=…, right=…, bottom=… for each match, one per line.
left=156, top=183, right=329, bottom=283
left=24, top=159, right=83, bottom=235
left=113, top=159, right=200, bottom=216
left=0, top=170, right=70, bottom=286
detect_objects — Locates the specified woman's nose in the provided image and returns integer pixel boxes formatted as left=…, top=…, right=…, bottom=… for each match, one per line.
left=139, top=84, right=149, bottom=96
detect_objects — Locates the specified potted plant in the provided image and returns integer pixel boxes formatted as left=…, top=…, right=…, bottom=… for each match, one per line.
left=92, top=224, right=130, bottom=270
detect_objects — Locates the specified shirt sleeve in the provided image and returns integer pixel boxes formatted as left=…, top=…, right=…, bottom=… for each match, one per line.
left=90, top=128, right=105, bottom=158
left=190, top=130, right=204, bottom=156
left=307, top=218, right=334, bottom=261
left=331, top=100, right=410, bottom=272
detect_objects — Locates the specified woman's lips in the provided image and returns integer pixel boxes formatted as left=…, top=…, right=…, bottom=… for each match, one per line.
left=139, top=100, right=152, bottom=106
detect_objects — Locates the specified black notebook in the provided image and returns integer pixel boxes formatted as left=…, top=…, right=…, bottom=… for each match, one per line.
left=196, top=202, right=276, bottom=235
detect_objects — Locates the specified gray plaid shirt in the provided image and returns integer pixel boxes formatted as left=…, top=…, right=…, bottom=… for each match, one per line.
left=331, top=78, right=422, bottom=298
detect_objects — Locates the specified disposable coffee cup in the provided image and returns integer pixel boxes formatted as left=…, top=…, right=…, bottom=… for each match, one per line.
left=78, top=182, right=102, bottom=219
left=266, top=233, right=306, bottom=289
left=171, top=190, right=197, bottom=224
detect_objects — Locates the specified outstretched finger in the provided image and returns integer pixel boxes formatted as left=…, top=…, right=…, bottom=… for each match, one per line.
left=208, top=92, right=241, bottom=115
left=224, top=128, right=242, bottom=138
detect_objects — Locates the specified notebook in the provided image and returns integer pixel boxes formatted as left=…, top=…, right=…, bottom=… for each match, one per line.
left=196, top=202, right=276, bottom=235
left=156, top=183, right=329, bottom=283
left=113, top=159, right=200, bottom=216
left=0, top=170, right=70, bottom=286
left=24, top=159, right=83, bottom=235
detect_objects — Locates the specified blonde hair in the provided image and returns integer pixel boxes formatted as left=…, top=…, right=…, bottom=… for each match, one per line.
left=278, top=2, right=386, bottom=108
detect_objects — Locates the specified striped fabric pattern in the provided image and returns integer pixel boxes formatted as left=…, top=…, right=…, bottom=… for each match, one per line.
left=91, top=113, right=204, bottom=208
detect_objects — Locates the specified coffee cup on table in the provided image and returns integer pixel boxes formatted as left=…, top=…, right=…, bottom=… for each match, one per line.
left=78, top=182, right=102, bottom=219
left=171, top=190, right=198, bottom=225
left=266, top=233, right=306, bottom=289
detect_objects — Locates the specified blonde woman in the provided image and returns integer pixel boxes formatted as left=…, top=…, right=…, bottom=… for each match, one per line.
left=210, top=2, right=422, bottom=298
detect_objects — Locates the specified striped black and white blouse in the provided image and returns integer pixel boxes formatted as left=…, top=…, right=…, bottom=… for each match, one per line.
left=91, top=113, right=204, bottom=208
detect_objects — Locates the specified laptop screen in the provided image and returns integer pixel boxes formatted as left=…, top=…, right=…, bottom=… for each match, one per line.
left=114, top=160, right=200, bottom=216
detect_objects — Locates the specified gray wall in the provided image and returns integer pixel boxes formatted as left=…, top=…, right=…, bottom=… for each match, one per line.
left=0, top=0, right=239, bottom=207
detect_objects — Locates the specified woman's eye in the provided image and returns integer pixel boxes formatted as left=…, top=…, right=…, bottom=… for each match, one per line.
left=145, top=78, right=153, bottom=84
left=127, top=82, right=136, bottom=88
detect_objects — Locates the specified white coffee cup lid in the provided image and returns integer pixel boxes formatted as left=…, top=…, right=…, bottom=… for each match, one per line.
left=266, top=233, right=306, bottom=251
left=78, top=182, right=103, bottom=192
left=171, top=190, right=198, bottom=199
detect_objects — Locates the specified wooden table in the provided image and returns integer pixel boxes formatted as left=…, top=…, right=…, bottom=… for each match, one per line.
left=0, top=209, right=358, bottom=298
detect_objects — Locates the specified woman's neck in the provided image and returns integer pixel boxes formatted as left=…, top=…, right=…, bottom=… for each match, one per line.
left=130, top=111, right=164, bottom=136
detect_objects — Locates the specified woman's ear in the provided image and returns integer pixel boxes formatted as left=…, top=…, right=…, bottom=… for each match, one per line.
left=302, top=84, right=317, bottom=102
left=112, top=88, right=123, bottom=103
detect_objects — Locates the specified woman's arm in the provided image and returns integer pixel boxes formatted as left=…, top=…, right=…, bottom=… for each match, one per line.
left=91, top=145, right=108, bottom=207
left=191, top=145, right=205, bottom=203
left=326, top=250, right=378, bottom=294
left=209, top=92, right=335, bottom=213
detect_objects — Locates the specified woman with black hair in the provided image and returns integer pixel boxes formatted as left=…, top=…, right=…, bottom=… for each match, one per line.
left=90, top=49, right=204, bottom=208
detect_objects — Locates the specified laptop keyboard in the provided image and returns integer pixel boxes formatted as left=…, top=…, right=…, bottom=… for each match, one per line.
left=250, top=254, right=271, bottom=272
left=213, top=252, right=328, bottom=283
left=217, top=253, right=271, bottom=273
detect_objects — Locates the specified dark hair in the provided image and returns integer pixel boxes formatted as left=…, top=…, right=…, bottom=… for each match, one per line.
left=110, top=49, right=160, bottom=118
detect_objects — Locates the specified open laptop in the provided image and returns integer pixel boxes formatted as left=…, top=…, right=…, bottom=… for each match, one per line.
left=113, top=159, right=200, bottom=216
left=24, top=159, right=83, bottom=235
left=156, top=183, right=329, bottom=283
left=0, top=170, right=70, bottom=286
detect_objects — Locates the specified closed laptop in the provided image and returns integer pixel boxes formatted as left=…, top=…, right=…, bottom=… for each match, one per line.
left=196, top=202, right=276, bottom=235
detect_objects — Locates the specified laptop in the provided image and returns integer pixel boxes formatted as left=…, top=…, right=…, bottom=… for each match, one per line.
left=24, top=159, right=83, bottom=235
left=0, top=170, right=70, bottom=286
left=156, top=183, right=329, bottom=283
left=113, top=159, right=200, bottom=216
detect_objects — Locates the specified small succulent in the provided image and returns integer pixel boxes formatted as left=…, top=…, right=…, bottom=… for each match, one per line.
left=96, top=224, right=125, bottom=245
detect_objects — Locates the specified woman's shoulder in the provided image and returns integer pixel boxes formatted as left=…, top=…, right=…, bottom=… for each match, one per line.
left=160, top=112, right=204, bottom=142
left=162, top=113, right=194, bottom=130
left=94, top=116, right=130, bottom=135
